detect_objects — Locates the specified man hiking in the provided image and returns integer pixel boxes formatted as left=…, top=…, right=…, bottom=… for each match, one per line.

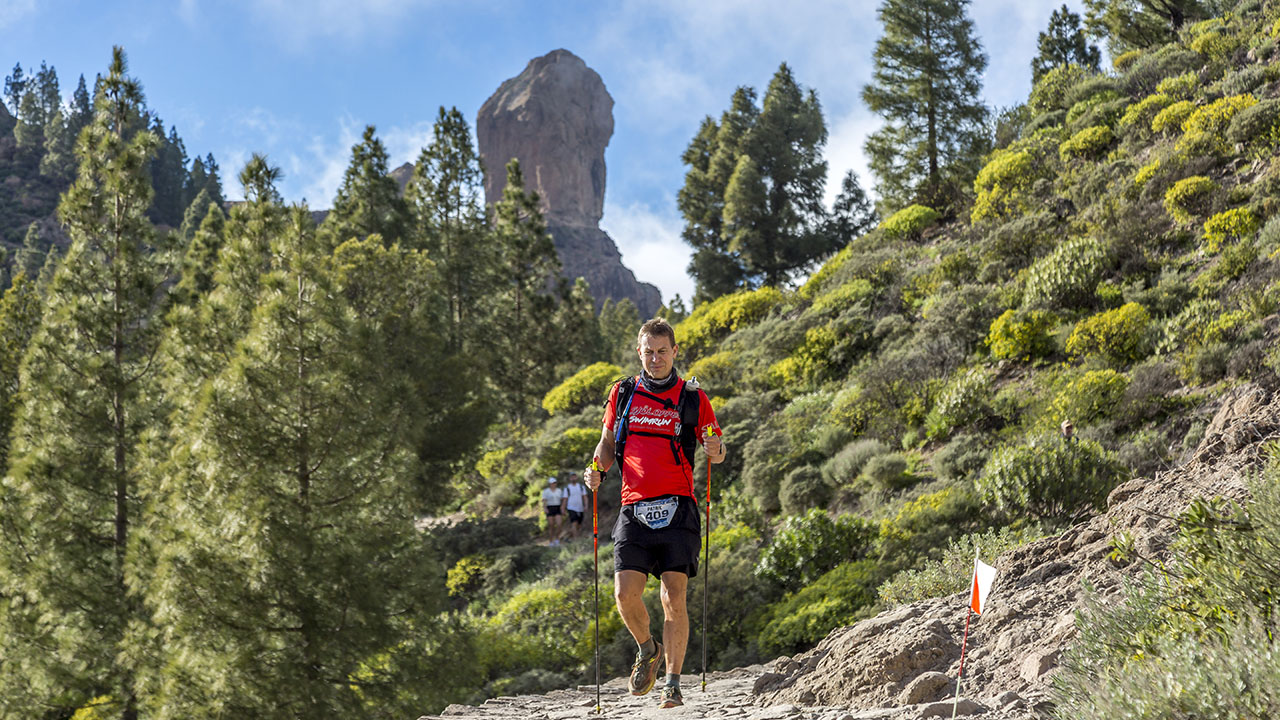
left=584, top=318, right=725, bottom=709
left=563, top=471, right=588, bottom=541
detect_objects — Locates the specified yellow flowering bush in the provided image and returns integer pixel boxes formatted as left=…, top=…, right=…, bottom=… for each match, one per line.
left=1118, top=93, right=1173, bottom=135
left=1151, top=100, right=1196, bottom=134
left=541, top=361, right=623, bottom=415
left=1156, top=71, right=1198, bottom=100
left=676, top=286, right=784, bottom=355
left=1163, top=176, right=1217, bottom=223
left=1177, top=94, right=1258, bottom=154
left=1202, top=207, right=1260, bottom=253
left=1066, top=302, right=1152, bottom=365
left=972, top=149, right=1036, bottom=222
left=1059, top=125, right=1114, bottom=162
left=986, top=309, right=1058, bottom=361
left=881, top=204, right=941, bottom=240
left=1134, top=158, right=1161, bottom=188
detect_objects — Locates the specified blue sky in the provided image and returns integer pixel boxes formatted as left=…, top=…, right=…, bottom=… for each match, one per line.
left=3, top=0, right=1087, bottom=304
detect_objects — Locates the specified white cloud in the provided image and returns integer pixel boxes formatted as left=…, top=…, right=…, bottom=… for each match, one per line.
left=242, top=0, right=437, bottom=48
left=600, top=201, right=692, bottom=306
left=0, top=0, right=35, bottom=29
left=823, top=108, right=881, bottom=208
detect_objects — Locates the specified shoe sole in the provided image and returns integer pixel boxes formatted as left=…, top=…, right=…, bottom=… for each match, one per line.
left=628, top=642, right=663, bottom=696
left=659, top=698, right=683, bottom=708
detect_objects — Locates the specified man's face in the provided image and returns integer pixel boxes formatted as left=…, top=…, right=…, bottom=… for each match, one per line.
left=637, top=332, right=678, bottom=380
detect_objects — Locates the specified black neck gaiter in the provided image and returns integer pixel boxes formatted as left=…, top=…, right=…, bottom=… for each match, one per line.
left=640, top=367, right=679, bottom=394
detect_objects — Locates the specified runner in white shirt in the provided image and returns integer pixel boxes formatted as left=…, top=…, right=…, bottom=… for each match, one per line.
left=562, top=472, right=588, bottom=540
left=541, top=477, right=564, bottom=547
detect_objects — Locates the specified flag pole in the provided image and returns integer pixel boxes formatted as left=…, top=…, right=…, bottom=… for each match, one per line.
left=952, top=607, right=972, bottom=720
left=954, top=545, right=980, bottom=719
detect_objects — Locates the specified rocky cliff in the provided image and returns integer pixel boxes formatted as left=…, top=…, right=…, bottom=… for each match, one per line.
left=477, top=49, right=661, bottom=316
left=420, top=385, right=1278, bottom=720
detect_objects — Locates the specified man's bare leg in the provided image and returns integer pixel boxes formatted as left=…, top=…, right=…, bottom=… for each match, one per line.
left=659, top=571, right=689, bottom=676
left=615, top=570, right=652, bottom=644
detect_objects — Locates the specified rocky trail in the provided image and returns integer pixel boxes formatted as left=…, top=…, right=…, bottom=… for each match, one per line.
left=421, top=385, right=1280, bottom=720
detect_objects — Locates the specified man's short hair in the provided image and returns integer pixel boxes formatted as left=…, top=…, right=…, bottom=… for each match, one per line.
left=637, top=318, right=677, bottom=347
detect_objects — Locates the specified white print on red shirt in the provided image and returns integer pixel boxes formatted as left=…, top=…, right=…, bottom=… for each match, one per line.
left=628, top=403, right=678, bottom=432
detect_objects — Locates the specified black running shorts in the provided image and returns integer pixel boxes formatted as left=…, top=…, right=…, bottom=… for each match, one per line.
left=545, top=505, right=562, bottom=517
left=613, top=494, right=701, bottom=579
left=568, top=510, right=584, bottom=525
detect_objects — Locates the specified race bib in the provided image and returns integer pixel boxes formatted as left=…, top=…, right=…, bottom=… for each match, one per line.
left=633, top=497, right=679, bottom=530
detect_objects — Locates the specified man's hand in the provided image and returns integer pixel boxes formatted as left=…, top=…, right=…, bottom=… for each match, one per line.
left=703, top=426, right=725, bottom=461
left=585, top=457, right=604, bottom=491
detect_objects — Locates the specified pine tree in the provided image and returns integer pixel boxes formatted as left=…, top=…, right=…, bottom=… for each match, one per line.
left=0, top=272, right=43, bottom=471
left=68, top=74, right=92, bottom=138
left=171, top=200, right=226, bottom=306
left=142, top=208, right=448, bottom=719
left=177, top=186, right=217, bottom=242
left=679, top=88, right=757, bottom=302
left=321, top=124, right=409, bottom=248
left=405, top=106, right=493, bottom=353
left=13, top=89, right=43, bottom=151
left=0, top=47, right=164, bottom=719
left=13, top=222, right=47, bottom=280
left=599, top=297, right=641, bottom=367
left=863, top=0, right=989, bottom=214
left=3, top=63, right=25, bottom=114
left=181, top=154, right=225, bottom=215
left=553, top=276, right=606, bottom=375
left=33, top=62, right=60, bottom=125
left=1033, top=5, right=1102, bottom=82
left=148, top=121, right=189, bottom=227
left=827, top=169, right=878, bottom=245
left=39, top=106, right=76, bottom=183
left=1083, top=0, right=1208, bottom=55
left=488, top=159, right=562, bottom=423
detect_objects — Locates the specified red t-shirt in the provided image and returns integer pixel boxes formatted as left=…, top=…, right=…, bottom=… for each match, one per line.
left=602, top=376, right=721, bottom=505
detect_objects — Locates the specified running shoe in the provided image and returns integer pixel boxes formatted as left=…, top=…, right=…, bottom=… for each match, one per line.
left=628, top=641, right=663, bottom=696
left=659, top=684, right=683, bottom=708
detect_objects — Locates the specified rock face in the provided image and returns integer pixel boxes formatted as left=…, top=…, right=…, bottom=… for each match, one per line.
left=477, top=49, right=661, bottom=316
left=417, top=384, right=1280, bottom=720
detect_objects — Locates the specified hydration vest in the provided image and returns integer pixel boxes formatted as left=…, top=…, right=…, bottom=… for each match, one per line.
left=612, top=375, right=702, bottom=471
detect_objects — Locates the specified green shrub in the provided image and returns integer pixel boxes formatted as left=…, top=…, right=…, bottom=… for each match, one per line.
left=1066, top=303, right=1152, bottom=365
left=676, top=286, right=784, bottom=357
left=860, top=452, right=911, bottom=491
left=821, top=438, right=888, bottom=486
left=1177, top=94, right=1258, bottom=154
left=1163, top=175, right=1217, bottom=223
left=1154, top=71, right=1197, bottom=100
left=972, top=149, right=1036, bottom=222
left=1121, top=47, right=1200, bottom=97
left=541, top=362, right=623, bottom=416
left=686, top=350, right=739, bottom=394
left=1194, top=239, right=1259, bottom=297
left=986, top=308, right=1057, bottom=361
left=755, top=560, right=882, bottom=656
left=535, top=427, right=599, bottom=477
left=811, top=278, right=873, bottom=316
left=1132, top=158, right=1161, bottom=188
left=768, top=324, right=838, bottom=390
left=779, top=466, right=830, bottom=516
left=878, top=525, right=1045, bottom=607
left=1059, top=125, right=1114, bottom=162
left=881, top=204, right=941, bottom=240
left=931, top=434, right=990, bottom=482
left=1190, top=28, right=1240, bottom=61
left=925, top=366, right=995, bottom=440
left=876, top=485, right=985, bottom=569
left=1030, top=64, right=1095, bottom=113
left=1202, top=207, right=1260, bottom=253
left=1150, top=100, right=1195, bottom=134
left=1226, top=98, right=1280, bottom=158
left=798, top=245, right=852, bottom=300
left=1023, top=236, right=1111, bottom=309
left=1051, top=368, right=1131, bottom=426
left=756, top=508, right=876, bottom=591
left=977, top=434, right=1123, bottom=522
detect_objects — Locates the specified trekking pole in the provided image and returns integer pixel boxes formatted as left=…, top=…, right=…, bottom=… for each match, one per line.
left=592, top=457, right=603, bottom=714
left=702, top=425, right=715, bottom=693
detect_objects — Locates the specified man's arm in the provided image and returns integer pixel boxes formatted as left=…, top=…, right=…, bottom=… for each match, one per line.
left=585, top=425, right=615, bottom=491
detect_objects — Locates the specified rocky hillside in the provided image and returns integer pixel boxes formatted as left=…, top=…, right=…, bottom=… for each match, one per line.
left=420, top=384, right=1276, bottom=720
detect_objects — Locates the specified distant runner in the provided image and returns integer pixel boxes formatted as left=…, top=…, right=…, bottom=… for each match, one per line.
left=542, top=477, right=564, bottom=547
left=585, top=318, right=725, bottom=709
left=563, top=471, right=588, bottom=541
